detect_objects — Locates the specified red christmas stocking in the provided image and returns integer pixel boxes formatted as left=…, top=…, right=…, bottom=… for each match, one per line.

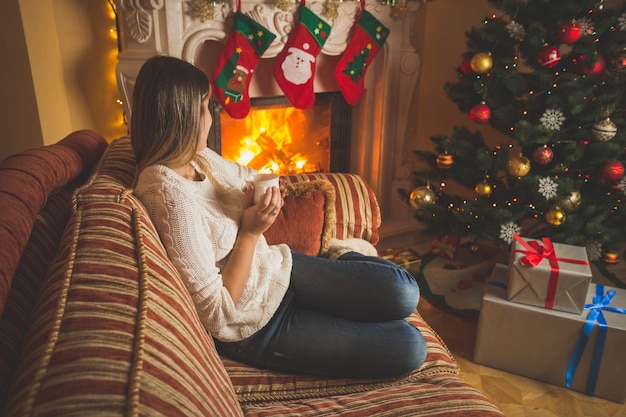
left=211, top=11, right=276, bottom=119
left=335, top=9, right=390, bottom=105
left=273, top=3, right=331, bottom=109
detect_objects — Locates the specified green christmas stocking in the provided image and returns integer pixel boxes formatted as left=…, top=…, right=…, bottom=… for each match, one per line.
left=273, top=4, right=331, bottom=109
left=211, top=12, right=276, bottom=119
left=335, top=10, right=389, bottom=105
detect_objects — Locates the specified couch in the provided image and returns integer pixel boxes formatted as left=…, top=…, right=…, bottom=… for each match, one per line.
left=0, top=130, right=504, bottom=416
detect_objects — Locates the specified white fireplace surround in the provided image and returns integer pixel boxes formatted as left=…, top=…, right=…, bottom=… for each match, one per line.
left=114, top=0, right=425, bottom=247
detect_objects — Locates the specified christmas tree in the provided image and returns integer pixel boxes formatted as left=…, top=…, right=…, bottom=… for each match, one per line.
left=407, top=0, right=626, bottom=264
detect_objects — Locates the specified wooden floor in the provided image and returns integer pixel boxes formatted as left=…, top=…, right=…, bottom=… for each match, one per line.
left=418, top=297, right=626, bottom=417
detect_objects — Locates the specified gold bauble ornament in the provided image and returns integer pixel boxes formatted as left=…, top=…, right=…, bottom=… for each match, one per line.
left=470, top=52, right=493, bottom=74
left=559, top=191, right=581, bottom=212
left=591, top=117, right=617, bottom=141
left=507, top=154, right=531, bottom=177
left=545, top=207, right=566, bottom=226
left=601, top=250, right=619, bottom=265
left=409, top=186, right=436, bottom=209
left=475, top=181, right=492, bottom=196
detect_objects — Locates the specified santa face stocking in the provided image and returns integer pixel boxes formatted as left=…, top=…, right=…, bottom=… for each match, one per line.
left=211, top=12, right=276, bottom=119
left=273, top=5, right=331, bottom=109
left=335, top=10, right=389, bottom=105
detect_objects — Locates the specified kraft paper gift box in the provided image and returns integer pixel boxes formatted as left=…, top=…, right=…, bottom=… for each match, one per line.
left=475, top=264, right=626, bottom=403
left=381, top=248, right=421, bottom=271
left=507, top=235, right=592, bottom=314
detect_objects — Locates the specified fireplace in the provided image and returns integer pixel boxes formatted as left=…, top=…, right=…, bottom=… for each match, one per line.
left=113, top=0, right=428, bottom=248
left=209, top=92, right=351, bottom=175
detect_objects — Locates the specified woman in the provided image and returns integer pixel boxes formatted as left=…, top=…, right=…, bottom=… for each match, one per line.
left=132, top=55, right=427, bottom=378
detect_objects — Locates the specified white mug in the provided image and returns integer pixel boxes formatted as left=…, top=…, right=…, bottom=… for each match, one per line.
left=245, top=173, right=280, bottom=204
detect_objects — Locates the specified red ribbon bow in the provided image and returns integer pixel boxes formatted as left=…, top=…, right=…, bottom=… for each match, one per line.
left=513, top=234, right=589, bottom=309
left=517, top=236, right=555, bottom=267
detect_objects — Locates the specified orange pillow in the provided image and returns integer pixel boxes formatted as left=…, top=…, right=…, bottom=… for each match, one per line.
left=264, top=180, right=335, bottom=256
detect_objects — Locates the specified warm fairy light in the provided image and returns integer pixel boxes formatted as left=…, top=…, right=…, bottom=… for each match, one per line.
left=107, top=1, right=125, bottom=128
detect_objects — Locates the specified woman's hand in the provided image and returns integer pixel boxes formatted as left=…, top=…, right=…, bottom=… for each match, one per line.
left=221, top=184, right=283, bottom=304
left=239, top=184, right=283, bottom=236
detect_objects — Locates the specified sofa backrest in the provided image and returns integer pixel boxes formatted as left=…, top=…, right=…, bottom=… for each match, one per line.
left=0, top=130, right=108, bottom=316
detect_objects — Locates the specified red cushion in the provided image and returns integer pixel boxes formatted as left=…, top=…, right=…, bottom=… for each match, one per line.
left=264, top=180, right=335, bottom=256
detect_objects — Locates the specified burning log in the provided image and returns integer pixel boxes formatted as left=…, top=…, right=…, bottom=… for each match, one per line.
left=247, top=132, right=294, bottom=172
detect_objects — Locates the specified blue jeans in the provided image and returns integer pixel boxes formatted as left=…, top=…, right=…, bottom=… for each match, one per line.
left=214, top=251, right=427, bottom=379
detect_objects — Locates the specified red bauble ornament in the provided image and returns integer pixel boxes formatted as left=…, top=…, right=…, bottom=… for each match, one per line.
left=460, top=57, right=473, bottom=75
left=601, top=161, right=625, bottom=182
left=577, top=54, right=605, bottom=76
left=436, top=152, right=454, bottom=169
left=557, top=20, right=583, bottom=44
left=533, top=146, right=553, bottom=165
left=538, top=45, right=561, bottom=68
left=469, top=102, right=491, bottom=123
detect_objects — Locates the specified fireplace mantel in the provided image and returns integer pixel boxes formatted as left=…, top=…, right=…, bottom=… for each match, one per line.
left=114, top=0, right=426, bottom=248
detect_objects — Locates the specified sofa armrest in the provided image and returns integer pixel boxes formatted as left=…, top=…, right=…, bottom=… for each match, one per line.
left=283, top=173, right=381, bottom=244
left=0, top=129, right=107, bottom=316
left=263, top=173, right=381, bottom=257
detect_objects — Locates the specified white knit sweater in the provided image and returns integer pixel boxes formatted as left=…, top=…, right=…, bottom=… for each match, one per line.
left=134, top=147, right=292, bottom=342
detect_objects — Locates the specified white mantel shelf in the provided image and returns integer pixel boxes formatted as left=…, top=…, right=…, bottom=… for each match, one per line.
left=114, top=0, right=427, bottom=248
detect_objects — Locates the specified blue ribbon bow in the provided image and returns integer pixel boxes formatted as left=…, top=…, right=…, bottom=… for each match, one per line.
left=565, top=285, right=626, bottom=395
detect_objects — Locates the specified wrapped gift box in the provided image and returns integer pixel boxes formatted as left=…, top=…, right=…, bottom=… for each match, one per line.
left=475, top=264, right=626, bottom=403
left=507, top=235, right=592, bottom=314
left=381, top=248, right=421, bottom=271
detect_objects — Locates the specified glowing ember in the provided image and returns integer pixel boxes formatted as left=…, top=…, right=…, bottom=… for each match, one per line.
left=220, top=101, right=331, bottom=175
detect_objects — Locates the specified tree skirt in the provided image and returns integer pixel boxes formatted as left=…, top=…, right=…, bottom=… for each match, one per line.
left=412, top=243, right=505, bottom=320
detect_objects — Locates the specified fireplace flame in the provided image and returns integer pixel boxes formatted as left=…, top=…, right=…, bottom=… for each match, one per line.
left=222, top=105, right=327, bottom=175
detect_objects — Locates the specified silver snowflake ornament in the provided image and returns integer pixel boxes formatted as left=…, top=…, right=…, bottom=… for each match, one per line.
left=540, top=108, right=565, bottom=131
left=578, top=17, right=594, bottom=35
left=538, top=177, right=558, bottom=200
left=506, top=20, right=525, bottom=41
left=620, top=177, right=626, bottom=195
left=499, top=221, right=521, bottom=245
